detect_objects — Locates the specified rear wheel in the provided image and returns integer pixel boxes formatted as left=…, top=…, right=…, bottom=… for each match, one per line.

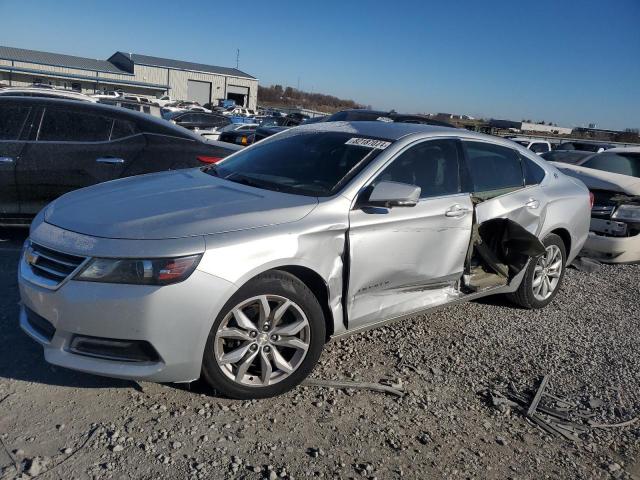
left=201, top=271, right=325, bottom=399
left=508, top=233, right=566, bottom=309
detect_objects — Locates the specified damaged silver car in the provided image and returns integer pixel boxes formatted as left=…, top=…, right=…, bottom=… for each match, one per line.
left=19, top=122, right=590, bottom=398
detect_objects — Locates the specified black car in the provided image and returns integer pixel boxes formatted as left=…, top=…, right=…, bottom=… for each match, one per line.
left=541, top=150, right=594, bottom=165
left=555, top=141, right=614, bottom=153
left=165, top=111, right=231, bottom=132
left=0, top=97, right=240, bottom=225
left=218, top=126, right=258, bottom=146
left=254, top=125, right=290, bottom=143
left=218, top=117, right=300, bottom=146
left=324, top=109, right=457, bottom=128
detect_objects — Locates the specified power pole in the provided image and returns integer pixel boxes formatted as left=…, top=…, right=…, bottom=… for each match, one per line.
left=236, top=49, right=240, bottom=69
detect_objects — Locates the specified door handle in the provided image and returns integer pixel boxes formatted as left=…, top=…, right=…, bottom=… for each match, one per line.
left=96, top=157, right=125, bottom=164
left=445, top=204, right=471, bottom=217
left=0, top=157, right=14, bottom=163
left=525, top=198, right=540, bottom=209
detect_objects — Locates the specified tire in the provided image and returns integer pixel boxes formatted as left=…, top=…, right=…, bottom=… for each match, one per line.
left=508, top=233, right=567, bottom=309
left=201, top=270, right=326, bottom=399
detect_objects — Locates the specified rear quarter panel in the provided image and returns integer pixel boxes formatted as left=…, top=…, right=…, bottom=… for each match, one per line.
left=538, top=170, right=591, bottom=263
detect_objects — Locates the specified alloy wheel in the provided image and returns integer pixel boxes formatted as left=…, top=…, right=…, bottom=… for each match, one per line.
left=532, top=244, right=563, bottom=301
left=213, top=295, right=311, bottom=387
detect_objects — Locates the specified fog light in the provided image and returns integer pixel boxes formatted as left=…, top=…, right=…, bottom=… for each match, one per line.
left=69, top=335, right=160, bottom=362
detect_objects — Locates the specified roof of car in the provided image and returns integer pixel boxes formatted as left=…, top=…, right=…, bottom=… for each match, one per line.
left=294, top=120, right=458, bottom=140
left=0, top=96, right=202, bottom=140
left=604, top=146, right=640, bottom=153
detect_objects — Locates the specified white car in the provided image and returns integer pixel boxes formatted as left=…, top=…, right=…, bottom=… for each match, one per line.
left=155, top=95, right=174, bottom=107
left=509, top=137, right=552, bottom=155
left=224, top=107, right=254, bottom=117
left=555, top=147, right=640, bottom=263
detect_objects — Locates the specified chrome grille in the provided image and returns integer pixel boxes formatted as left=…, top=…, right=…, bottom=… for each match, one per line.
left=24, top=242, right=86, bottom=287
left=591, top=204, right=615, bottom=218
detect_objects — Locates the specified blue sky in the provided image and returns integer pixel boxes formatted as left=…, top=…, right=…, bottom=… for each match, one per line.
left=1, top=0, right=638, bottom=129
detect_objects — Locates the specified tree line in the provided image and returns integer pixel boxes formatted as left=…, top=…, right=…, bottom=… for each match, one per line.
left=258, top=85, right=366, bottom=112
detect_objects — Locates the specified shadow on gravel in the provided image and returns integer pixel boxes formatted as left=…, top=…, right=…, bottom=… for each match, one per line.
left=0, top=228, right=138, bottom=391
left=473, top=294, right=522, bottom=309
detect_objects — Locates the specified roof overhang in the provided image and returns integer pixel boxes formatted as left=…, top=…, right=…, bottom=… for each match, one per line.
left=0, top=65, right=168, bottom=90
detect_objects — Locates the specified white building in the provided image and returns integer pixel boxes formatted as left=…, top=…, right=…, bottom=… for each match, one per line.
left=0, top=45, right=258, bottom=109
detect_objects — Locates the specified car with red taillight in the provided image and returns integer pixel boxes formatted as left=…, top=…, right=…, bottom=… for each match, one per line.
left=0, top=96, right=240, bottom=226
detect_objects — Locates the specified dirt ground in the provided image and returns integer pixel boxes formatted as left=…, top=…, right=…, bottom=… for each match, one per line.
left=1, top=229, right=638, bottom=480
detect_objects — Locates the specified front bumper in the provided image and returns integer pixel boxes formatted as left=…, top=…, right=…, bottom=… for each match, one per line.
left=581, top=232, right=640, bottom=264
left=19, top=260, right=237, bottom=383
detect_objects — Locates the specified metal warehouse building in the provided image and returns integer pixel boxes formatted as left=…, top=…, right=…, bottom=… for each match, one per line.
left=0, top=45, right=258, bottom=108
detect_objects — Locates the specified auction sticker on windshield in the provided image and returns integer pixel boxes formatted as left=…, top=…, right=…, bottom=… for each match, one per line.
left=345, top=138, right=392, bottom=149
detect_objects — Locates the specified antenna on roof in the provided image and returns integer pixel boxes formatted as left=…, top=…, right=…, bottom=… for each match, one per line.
left=236, top=49, right=239, bottom=69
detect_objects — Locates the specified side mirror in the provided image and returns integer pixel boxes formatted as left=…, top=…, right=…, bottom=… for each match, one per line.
left=362, top=181, right=421, bottom=208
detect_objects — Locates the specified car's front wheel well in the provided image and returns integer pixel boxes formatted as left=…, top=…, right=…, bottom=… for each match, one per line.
left=550, top=228, right=572, bottom=257
left=271, top=266, right=334, bottom=341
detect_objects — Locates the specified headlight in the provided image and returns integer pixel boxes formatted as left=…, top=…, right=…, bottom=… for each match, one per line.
left=75, top=254, right=202, bottom=285
left=611, top=204, right=640, bottom=222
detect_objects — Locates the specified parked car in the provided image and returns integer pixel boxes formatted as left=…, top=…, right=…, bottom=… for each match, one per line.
left=507, top=137, right=551, bottom=155
left=209, top=123, right=259, bottom=142
left=555, top=141, right=614, bottom=153
left=224, top=107, right=256, bottom=117
left=541, top=150, right=593, bottom=165
left=18, top=122, right=589, bottom=399
left=0, top=86, right=96, bottom=102
left=554, top=147, right=640, bottom=263
left=301, top=115, right=329, bottom=124
left=92, top=90, right=123, bottom=100
left=98, top=97, right=162, bottom=118
left=228, top=117, right=302, bottom=145
left=165, top=111, right=231, bottom=138
left=325, top=109, right=456, bottom=127
left=286, top=112, right=310, bottom=123
left=0, top=97, right=240, bottom=225
left=154, top=95, right=174, bottom=107
left=253, top=125, right=290, bottom=143
left=218, top=126, right=257, bottom=146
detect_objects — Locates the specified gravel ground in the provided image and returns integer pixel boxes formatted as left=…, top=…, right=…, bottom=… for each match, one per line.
left=0, top=229, right=638, bottom=479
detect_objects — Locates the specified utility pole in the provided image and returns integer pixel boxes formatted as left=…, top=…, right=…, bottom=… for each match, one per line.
left=236, top=49, right=239, bottom=69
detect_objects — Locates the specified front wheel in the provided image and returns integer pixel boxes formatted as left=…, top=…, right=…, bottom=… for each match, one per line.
left=201, top=271, right=325, bottom=399
left=508, top=233, right=567, bottom=309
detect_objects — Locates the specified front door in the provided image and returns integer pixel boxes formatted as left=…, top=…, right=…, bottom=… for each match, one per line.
left=347, top=139, right=473, bottom=329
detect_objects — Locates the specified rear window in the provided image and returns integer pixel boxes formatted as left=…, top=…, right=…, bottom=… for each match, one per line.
left=0, top=105, right=30, bottom=140
left=581, top=152, right=640, bottom=178
left=522, top=155, right=546, bottom=185
left=463, top=141, right=524, bottom=194
left=211, top=131, right=390, bottom=196
left=38, top=108, right=112, bottom=142
left=110, top=119, right=138, bottom=140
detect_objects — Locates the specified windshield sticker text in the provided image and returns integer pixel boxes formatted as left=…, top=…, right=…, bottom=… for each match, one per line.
left=345, top=138, right=392, bottom=150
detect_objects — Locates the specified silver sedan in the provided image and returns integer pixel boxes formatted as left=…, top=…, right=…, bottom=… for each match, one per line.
left=19, top=122, right=591, bottom=398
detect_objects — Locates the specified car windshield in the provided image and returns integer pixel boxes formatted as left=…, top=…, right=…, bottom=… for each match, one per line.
left=580, top=152, right=640, bottom=178
left=541, top=150, right=592, bottom=164
left=207, top=131, right=390, bottom=196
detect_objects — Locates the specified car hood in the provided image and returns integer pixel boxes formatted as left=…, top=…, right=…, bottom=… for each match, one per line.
left=555, top=164, right=640, bottom=195
left=44, top=169, right=318, bottom=240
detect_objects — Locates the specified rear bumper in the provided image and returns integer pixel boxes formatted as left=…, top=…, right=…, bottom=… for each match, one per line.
left=581, top=232, right=640, bottom=264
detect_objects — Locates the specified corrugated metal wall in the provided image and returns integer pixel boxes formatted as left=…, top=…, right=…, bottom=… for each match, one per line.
left=0, top=58, right=258, bottom=108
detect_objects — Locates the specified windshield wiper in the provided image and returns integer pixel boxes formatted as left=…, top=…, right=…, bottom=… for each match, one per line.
left=225, top=173, right=283, bottom=192
left=201, top=164, right=219, bottom=176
